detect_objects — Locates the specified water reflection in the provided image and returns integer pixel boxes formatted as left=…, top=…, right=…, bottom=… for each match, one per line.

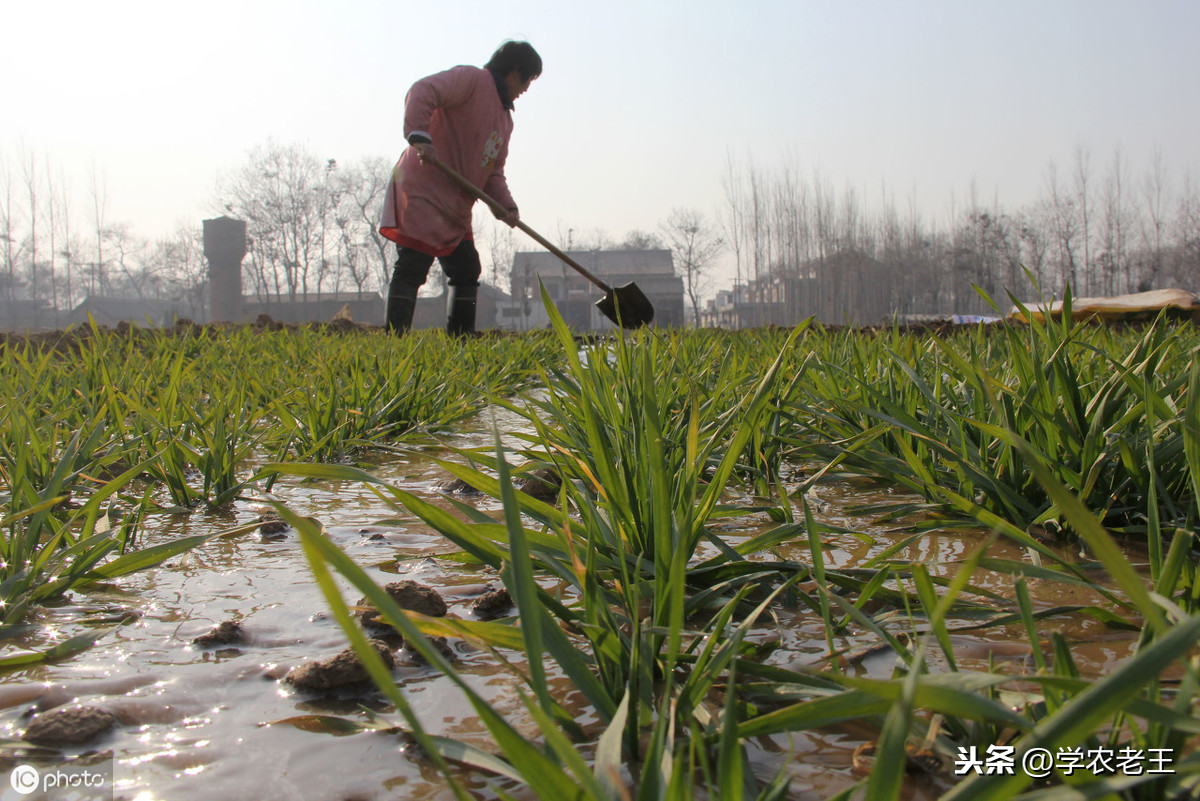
left=0, top=404, right=1140, bottom=799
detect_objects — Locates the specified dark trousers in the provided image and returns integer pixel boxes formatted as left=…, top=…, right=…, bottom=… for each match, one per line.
left=386, top=240, right=482, bottom=333
left=390, top=240, right=482, bottom=291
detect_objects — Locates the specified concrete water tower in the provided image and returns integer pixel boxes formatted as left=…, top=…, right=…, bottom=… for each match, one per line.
left=203, top=216, right=246, bottom=322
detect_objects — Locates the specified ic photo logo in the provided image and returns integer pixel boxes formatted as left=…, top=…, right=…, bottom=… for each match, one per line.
left=5, top=761, right=111, bottom=799
left=9, top=765, right=39, bottom=795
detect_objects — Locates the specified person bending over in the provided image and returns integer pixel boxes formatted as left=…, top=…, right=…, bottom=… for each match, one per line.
left=380, top=40, right=541, bottom=336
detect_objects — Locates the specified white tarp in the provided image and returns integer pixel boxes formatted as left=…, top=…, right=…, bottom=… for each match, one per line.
left=1008, top=288, right=1200, bottom=323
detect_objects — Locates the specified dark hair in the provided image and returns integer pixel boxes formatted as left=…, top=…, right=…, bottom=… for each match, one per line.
left=485, top=41, right=542, bottom=81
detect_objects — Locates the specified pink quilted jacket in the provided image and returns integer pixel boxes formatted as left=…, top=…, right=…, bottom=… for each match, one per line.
left=380, top=65, right=516, bottom=256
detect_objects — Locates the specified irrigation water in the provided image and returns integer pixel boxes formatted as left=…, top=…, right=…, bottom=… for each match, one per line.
left=0, top=404, right=1141, bottom=800
left=2, top=304, right=1196, bottom=800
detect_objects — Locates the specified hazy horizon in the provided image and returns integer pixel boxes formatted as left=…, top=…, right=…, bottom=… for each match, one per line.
left=4, top=0, right=1198, bottom=291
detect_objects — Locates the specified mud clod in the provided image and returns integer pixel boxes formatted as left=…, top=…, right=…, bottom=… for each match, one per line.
left=285, top=639, right=394, bottom=691
left=404, top=635, right=455, bottom=665
left=192, top=621, right=244, bottom=647
left=357, top=580, right=448, bottom=629
left=435, top=476, right=481, bottom=495
left=256, top=512, right=289, bottom=538
left=471, top=587, right=513, bottom=620
left=516, top=467, right=560, bottom=500
left=22, top=705, right=117, bottom=747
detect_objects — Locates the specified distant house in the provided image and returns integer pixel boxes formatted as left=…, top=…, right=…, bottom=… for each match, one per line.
left=68, top=296, right=192, bottom=329
left=699, top=289, right=740, bottom=329
left=503, top=249, right=685, bottom=331
left=1, top=297, right=59, bottom=333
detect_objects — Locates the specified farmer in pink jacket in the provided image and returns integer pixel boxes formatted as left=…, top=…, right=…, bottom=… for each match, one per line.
left=381, top=41, right=541, bottom=335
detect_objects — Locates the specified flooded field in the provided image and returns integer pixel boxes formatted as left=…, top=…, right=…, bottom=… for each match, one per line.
left=2, top=316, right=1196, bottom=800
left=0, top=406, right=1140, bottom=800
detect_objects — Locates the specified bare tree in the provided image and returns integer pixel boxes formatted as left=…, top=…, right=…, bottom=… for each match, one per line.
left=747, top=163, right=767, bottom=324
left=1096, top=144, right=1134, bottom=294
left=1042, top=159, right=1080, bottom=292
left=339, top=156, right=391, bottom=290
left=771, top=159, right=811, bottom=322
left=619, top=229, right=663, bottom=250
left=1138, top=146, right=1168, bottom=291
left=1174, top=169, right=1200, bottom=286
left=316, top=158, right=336, bottom=295
left=877, top=186, right=908, bottom=315
left=485, top=216, right=516, bottom=291
left=836, top=180, right=863, bottom=253
left=900, top=188, right=928, bottom=313
left=0, top=157, right=23, bottom=321
left=218, top=146, right=396, bottom=303
left=336, top=228, right=373, bottom=296
left=55, top=163, right=78, bottom=313
left=20, top=148, right=37, bottom=326
left=217, top=141, right=331, bottom=304
left=331, top=165, right=380, bottom=298
left=472, top=207, right=516, bottom=291
left=1016, top=202, right=1052, bottom=291
left=1073, top=143, right=1094, bottom=293
left=661, top=207, right=723, bottom=326
left=150, top=224, right=208, bottom=319
left=811, top=170, right=837, bottom=317
left=720, top=152, right=748, bottom=328
left=575, top=228, right=615, bottom=251
left=89, top=162, right=109, bottom=297
left=44, top=153, right=61, bottom=323
left=104, top=223, right=148, bottom=297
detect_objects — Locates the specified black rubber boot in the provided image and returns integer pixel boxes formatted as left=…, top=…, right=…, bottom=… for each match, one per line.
left=386, top=282, right=419, bottom=334
left=445, top=284, right=478, bottom=337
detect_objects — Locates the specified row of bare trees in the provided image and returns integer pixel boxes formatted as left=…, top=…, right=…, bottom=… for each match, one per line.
left=1, top=139, right=545, bottom=331
left=0, top=142, right=405, bottom=330
left=0, top=146, right=197, bottom=328
left=719, top=144, right=1200, bottom=319
left=5, top=139, right=1196, bottom=330
left=215, top=142, right=393, bottom=304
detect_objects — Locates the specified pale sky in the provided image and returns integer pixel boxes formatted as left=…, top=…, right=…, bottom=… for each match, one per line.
left=4, top=0, right=1198, bottom=282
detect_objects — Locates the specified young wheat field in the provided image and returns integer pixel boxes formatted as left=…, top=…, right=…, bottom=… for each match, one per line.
left=2, top=296, right=1199, bottom=800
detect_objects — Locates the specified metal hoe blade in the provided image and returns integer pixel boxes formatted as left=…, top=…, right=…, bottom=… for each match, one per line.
left=595, top=282, right=654, bottom=329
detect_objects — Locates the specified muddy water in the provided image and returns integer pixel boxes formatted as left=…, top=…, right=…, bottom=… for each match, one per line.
left=0, top=407, right=1139, bottom=800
